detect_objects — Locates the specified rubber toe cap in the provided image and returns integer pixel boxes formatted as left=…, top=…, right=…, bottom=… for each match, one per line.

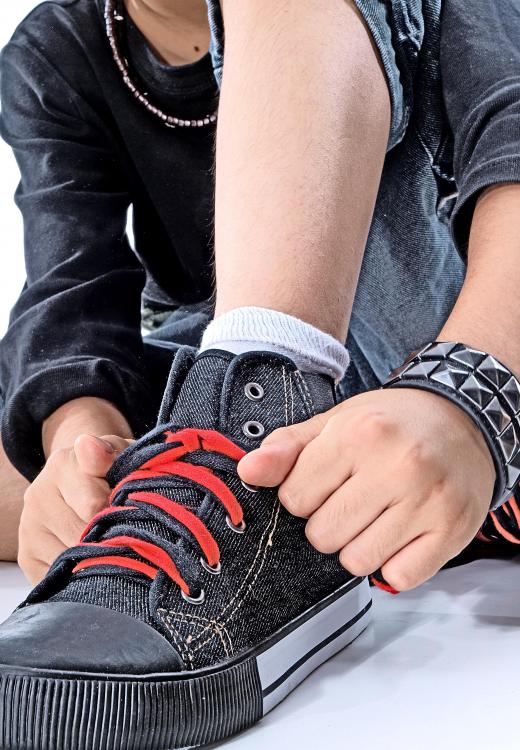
left=0, top=602, right=183, bottom=675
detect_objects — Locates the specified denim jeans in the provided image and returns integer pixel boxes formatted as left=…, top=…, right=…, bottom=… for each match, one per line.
left=203, top=0, right=466, bottom=390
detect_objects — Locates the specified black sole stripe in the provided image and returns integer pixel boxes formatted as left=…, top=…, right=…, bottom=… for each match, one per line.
left=262, top=599, right=372, bottom=699
left=254, top=576, right=364, bottom=659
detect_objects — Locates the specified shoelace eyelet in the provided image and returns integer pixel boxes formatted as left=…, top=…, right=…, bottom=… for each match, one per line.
left=200, top=557, right=222, bottom=575
left=244, top=382, right=265, bottom=401
left=226, top=515, right=247, bottom=534
left=241, top=479, right=259, bottom=493
left=242, top=420, right=265, bottom=439
left=74, top=428, right=248, bottom=599
left=182, top=588, right=206, bottom=605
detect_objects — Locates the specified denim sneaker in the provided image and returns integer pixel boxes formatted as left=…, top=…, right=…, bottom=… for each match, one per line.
left=0, top=348, right=371, bottom=749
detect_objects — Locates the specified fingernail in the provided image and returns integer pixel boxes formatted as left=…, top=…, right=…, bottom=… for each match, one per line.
left=94, top=437, right=116, bottom=453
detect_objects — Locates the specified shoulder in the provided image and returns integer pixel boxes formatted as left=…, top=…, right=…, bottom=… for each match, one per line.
left=7, top=0, right=102, bottom=46
left=1, top=0, right=106, bottom=85
left=1, top=0, right=114, bottom=132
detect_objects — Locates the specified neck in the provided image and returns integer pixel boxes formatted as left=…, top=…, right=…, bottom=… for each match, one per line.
left=124, top=0, right=210, bottom=66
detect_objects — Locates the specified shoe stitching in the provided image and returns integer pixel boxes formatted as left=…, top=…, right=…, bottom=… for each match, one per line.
left=162, top=616, right=193, bottom=666
left=282, top=366, right=289, bottom=427
left=295, top=370, right=314, bottom=415
left=293, top=370, right=314, bottom=417
left=189, top=495, right=281, bottom=653
left=159, top=611, right=230, bottom=657
left=187, top=368, right=290, bottom=652
left=289, top=372, right=295, bottom=424
left=161, top=609, right=234, bottom=655
left=159, top=610, right=233, bottom=658
left=191, top=501, right=281, bottom=656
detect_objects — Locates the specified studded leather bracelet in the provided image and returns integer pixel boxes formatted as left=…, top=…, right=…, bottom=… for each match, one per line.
left=383, top=342, right=520, bottom=510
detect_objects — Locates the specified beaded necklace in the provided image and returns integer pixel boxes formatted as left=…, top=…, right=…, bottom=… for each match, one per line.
left=104, top=0, right=218, bottom=129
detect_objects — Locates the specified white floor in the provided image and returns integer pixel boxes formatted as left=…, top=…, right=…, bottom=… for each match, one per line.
left=2, top=557, right=519, bottom=750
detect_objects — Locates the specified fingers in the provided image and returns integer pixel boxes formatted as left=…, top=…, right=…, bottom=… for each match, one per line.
left=18, top=432, right=133, bottom=585
left=238, top=410, right=330, bottom=487
left=74, top=433, right=131, bottom=477
left=24, top=480, right=86, bottom=547
left=31, top=528, right=67, bottom=568
left=57, top=446, right=111, bottom=523
left=18, top=513, right=68, bottom=585
left=277, top=416, right=357, bottom=517
left=67, top=433, right=132, bottom=520
left=59, top=472, right=110, bottom=524
left=43, top=443, right=111, bottom=524
left=20, top=556, right=52, bottom=587
left=304, top=473, right=390, bottom=553
left=338, top=502, right=422, bottom=577
left=380, top=532, right=447, bottom=592
left=238, top=441, right=300, bottom=487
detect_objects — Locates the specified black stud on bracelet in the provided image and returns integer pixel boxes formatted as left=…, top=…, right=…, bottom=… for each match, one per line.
left=384, top=342, right=520, bottom=510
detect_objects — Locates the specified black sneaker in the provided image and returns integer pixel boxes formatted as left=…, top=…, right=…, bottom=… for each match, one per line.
left=0, top=349, right=371, bottom=749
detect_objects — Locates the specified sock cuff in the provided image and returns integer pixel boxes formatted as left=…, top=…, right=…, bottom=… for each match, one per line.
left=200, top=306, right=350, bottom=381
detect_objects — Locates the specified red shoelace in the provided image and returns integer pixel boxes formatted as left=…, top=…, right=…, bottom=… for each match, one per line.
left=73, top=426, right=520, bottom=599
left=73, top=428, right=246, bottom=597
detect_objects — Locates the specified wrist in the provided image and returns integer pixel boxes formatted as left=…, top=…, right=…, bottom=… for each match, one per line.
left=385, top=341, right=520, bottom=509
left=42, top=397, right=132, bottom=458
left=440, top=304, right=520, bottom=382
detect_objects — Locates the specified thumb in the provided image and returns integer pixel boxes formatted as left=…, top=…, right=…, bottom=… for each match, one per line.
left=74, top=434, right=134, bottom=478
left=238, top=411, right=329, bottom=487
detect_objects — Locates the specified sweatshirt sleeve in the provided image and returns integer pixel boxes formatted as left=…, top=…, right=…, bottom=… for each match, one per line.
left=0, top=33, right=154, bottom=480
left=440, top=0, right=520, bottom=256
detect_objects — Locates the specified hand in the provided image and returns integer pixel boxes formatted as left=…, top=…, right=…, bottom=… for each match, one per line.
left=19, top=434, right=133, bottom=585
left=238, top=388, right=495, bottom=591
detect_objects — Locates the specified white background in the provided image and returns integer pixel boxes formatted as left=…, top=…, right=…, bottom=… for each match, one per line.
left=0, top=1, right=39, bottom=336
left=1, top=5, right=520, bottom=749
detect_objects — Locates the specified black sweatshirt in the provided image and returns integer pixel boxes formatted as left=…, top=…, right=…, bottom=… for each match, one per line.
left=0, top=0, right=519, bottom=479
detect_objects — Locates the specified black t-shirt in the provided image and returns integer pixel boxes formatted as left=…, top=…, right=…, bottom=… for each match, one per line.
left=0, top=0, right=220, bottom=476
left=0, top=0, right=519, bottom=479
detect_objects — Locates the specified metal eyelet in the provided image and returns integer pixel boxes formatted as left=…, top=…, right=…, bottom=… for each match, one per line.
left=226, top=515, right=247, bottom=534
left=181, top=588, right=206, bottom=605
left=242, top=420, right=265, bottom=439
left=244, top=382, right=264, bottom=401
left=200, top=557, right=222, bottom=575
left=241, top=479, right=259, bottom=493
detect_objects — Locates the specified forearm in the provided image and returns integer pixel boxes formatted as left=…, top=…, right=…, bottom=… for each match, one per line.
left=214, top=0, right=390, bottom=340
left=42, top=397, right=133, bottom=457
left=440, top=184, right=520, bottom=374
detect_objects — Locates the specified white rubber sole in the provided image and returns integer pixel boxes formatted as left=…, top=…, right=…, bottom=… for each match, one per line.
left=257, top=576, right=372, bottom=714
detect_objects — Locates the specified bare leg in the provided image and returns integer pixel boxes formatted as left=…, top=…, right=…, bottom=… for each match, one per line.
left=214, top=0, right=391, bottom=341
left=0, top=439, right=28, bottom=561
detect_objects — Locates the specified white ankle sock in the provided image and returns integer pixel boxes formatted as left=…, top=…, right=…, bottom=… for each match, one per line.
left=199, top=307, right=349, bottom=381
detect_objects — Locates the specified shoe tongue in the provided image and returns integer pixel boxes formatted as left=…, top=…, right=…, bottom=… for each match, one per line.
left=163, top=350, right=234, bottom=430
